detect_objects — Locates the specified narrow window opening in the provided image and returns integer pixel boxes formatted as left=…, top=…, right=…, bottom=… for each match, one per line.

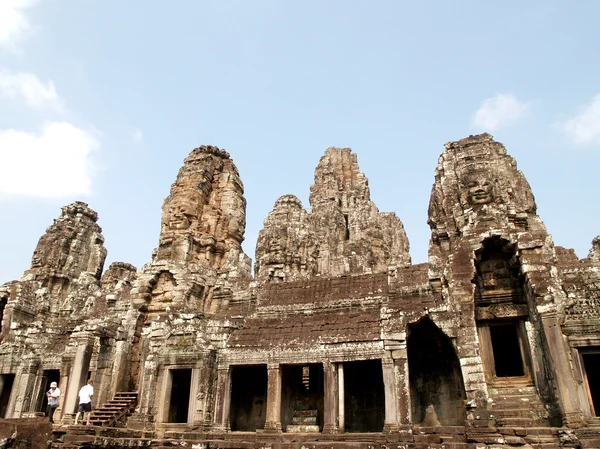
left=0, top=373, right=15, bottom=418
left=581, top=352, right=600, bottom=416
left=0, top=295, right=7, bottom=334
left=344, top=214, right=350, bottom=240
left=167, top=369, right=192, bottom=423
left=490, top=324, right=524, bottom=377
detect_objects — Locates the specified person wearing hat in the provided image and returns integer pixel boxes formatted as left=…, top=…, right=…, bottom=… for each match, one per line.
left=46, top=381, right=60, bottom=423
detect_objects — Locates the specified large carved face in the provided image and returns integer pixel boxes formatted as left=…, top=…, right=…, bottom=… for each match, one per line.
left=465, top=176, right=494, bottom=205
left=167, top=202, right=197, bottom=231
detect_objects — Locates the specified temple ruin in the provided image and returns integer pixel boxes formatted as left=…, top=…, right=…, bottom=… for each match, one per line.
left=1, top=135, right=600, bottom=448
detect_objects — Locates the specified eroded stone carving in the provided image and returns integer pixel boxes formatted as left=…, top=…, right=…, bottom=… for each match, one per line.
left=255, top=147, right=411, bottom=282
left=154, top=145, right=251, bottom=279
left=28, top=201, right=107, bottom=281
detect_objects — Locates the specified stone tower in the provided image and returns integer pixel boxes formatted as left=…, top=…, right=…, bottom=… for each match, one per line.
left=255, top=147, right=411, bottom=282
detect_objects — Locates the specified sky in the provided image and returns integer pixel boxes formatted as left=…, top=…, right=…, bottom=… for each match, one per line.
left=1, top=0, right=599, bottom=284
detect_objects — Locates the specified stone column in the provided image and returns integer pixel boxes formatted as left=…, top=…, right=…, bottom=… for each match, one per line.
left=111, top=340, right=132, bottom=396
left=10, top=358, right=39, bottom=418
left=392, top=350, right=411, bottom=424
left=63, top=334, right=94, bottom=415
left=540, top=312, right=584, bottom=427
left=322, top=361, right=338, bottom=433
left=213, top=366, right=231, bottom=432
left=382, top=358, right=399, bottom=432
left=264, top=363, right=282, bottom=432
left=338, top=363, right=345, bottom=433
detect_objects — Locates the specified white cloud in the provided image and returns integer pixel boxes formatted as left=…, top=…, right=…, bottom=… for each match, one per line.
left=0, top=121, right=99, bottom=198
left=130, top=128, right=143, bottom=143
left=563, top=94, right=600, bottom=146
left=0, top=69, right=64, bottom=111
left=0, top=0, right=39, bottom=51
left=472, top=93, right=530, bottom=131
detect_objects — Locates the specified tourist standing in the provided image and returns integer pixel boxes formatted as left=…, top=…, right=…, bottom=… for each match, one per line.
left=46, top=381, right=60, bottom=423
left=74, top=379, right=94, bottom=425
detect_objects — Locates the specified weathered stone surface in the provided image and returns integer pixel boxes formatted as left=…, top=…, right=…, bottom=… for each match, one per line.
left=28, top=201, right=107, bottom=281
left=0, top=138, right=598, bottom=449
left=255, top=147, right=411, bottom=282
left=154, top=145, right=251, bottom=279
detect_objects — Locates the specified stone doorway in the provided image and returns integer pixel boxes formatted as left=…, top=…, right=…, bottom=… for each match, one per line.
left=0, top=373, right=15, bottom=418
left=229, top=365, right=267, bottom=431
left=489, top=323, right=525, bottom=377
left=343, top=360, right=384, bottom=432
left=280, top=364, right=323, bottom=432
left=581, top=349, right=600, bottom=416
left=166, top=369, right=192, bottom=423
left=407, top=318, right=466, bottom=426
left=36, top=369, right=60, bottom=414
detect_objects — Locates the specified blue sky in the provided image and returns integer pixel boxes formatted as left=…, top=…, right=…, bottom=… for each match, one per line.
left=1, top=0, right=599, bottom=284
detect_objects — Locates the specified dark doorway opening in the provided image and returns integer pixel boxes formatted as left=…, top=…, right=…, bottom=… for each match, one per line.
left=490, top=324, right=524, bottom=377
left=167, top=369, right=191, bottom=423
left=344, top=360, right=384, bottom=432
left=408, top=318, right=466, bottom=426
left=582, top=351, right=600, bottom=416
left=281, top=364, right=324, bottom=432
left=36, top=369, right=60, bottom=413
left=230, top=365, right=267, bottom=431
left=0, top=374, right=15, bottom=418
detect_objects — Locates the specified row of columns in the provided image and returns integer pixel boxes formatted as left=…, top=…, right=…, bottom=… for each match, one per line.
left=0, top=333, right=95, bottom=420
left=213, top=355, right=409, bottom=433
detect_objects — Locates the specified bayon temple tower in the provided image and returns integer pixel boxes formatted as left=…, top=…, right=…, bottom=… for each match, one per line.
left=1, top=135, right=600, bottom=448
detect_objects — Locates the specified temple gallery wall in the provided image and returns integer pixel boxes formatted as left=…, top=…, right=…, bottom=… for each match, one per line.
left=1, top=134, right=600, bottom=448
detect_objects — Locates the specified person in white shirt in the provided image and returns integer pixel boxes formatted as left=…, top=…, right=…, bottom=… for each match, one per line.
left=46, top=381, right=60, bottom=423
left=74, top=379, right=94, bottom=425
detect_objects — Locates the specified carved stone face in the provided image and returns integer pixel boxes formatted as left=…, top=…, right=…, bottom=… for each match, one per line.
left=168, top=203, right=197, bottom=230
left=466, top=177, right=494, bottom=205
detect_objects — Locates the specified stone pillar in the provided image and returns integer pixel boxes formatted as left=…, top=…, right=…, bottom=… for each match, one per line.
left=540, top=312, right=584, bottom=427
left=382, top=358, right=399, bottom=432
left=322, top=361, right=338, bottom=433
left=392, top=350, right=411, bottom=424
left=111, top=340, right=132, bottom=396
left=264, top=363, right=282, bottom=433
left=338, top=363, right=345, bottom=433
left=10, top=358, right=39, bottom=418
left=213, top=366, right=231, bottom=432
left=63, top=334, right=94, bottom=415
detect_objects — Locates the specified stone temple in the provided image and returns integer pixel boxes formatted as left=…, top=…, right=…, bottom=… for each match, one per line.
left=1, top=134, right=600, bottom=448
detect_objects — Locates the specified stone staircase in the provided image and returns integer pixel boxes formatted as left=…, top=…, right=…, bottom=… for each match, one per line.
left=488, top=382, right=551, bottom=427
left=87, top=392, right=138, bottom=427
left=285, top=409, right=319, bottom=433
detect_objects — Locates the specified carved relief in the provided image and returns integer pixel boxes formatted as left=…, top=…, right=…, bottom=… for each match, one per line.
left=154, top=146, right=251, bottom=278
left=255, top=148, right=411, bottom=282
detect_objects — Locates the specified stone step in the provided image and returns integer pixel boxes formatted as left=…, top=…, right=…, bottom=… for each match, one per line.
left=491, top=408, right=548, bottom=419
left=285, top=424, right=320, bottom=433
left=496, top=417, right=539, bottom=427
left=293, top=409, right=318, bottom=417
left=290, top=416, right=317, bottom=425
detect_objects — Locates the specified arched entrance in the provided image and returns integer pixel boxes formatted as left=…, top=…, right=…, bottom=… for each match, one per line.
left=407, top=317, right=466, bottom=426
